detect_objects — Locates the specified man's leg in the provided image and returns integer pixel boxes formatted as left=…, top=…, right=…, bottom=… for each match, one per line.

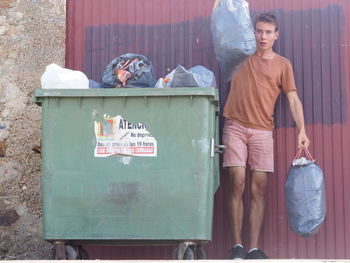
left=249, top=170, right=269, bottom=249
left=222, top=119, right=248, bottom=258
left=227, top=166, right=246, bottom=246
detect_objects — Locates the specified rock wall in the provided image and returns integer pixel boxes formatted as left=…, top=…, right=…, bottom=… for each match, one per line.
left=0, top=0, right=65, bottom=259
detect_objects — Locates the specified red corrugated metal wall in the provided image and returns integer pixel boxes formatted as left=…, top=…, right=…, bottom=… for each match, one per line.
left=65, top=0, right=350, bottom=259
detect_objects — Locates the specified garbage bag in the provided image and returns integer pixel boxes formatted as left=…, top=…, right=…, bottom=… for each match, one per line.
left=189, top=66, right=216, bottom=88
left=285, top=148, right=326, bottom=237
left=41, top=63, right=89, bottom=89
left=101, top=53, right=156, bottom=88
left=157, top=65, right=216, bottom=88
left=155, top=78, right=167, bottom=89
left=89, top=79, right=103, bottom=89
left=211, top=0, right=256, bottom=81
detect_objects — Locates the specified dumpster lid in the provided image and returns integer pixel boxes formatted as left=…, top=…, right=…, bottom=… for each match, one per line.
left=34, top=87, right=219, bottom=106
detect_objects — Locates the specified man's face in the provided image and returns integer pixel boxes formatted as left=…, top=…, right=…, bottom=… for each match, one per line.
left=254, top=21, right=279, bottom=51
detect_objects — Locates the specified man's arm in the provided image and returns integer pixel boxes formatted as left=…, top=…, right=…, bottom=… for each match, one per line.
left=286, top=91, right=310, bottom=148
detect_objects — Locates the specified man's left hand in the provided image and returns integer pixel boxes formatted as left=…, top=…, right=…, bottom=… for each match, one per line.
left=298, top=131, right=310, bottom=148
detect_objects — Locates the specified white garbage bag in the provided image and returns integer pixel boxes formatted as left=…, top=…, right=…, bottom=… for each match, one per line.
left=41, top=63, right=89, bottom=89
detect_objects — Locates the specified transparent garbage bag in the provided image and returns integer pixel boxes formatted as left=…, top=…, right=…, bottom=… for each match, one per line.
left=155, top=65, right=216, bottom=88
left=211, top=0, right=256, bottom=81
left=285, top=147, right=326, bottom=237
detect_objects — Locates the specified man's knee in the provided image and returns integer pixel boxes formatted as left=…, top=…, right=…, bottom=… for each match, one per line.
left=227, top=166, right=246, bottom=197
left=251, top=171, right=268, bottom=198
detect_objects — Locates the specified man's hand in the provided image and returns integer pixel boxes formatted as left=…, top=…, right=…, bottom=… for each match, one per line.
left=213, top=0, right=221, bottom=10
left=298, top=130, right=310, bottom=149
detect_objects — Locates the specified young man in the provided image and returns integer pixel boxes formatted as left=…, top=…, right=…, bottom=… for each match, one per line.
left=222, top=13, right=310, bottom=259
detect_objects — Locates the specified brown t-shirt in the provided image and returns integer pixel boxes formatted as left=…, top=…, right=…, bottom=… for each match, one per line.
left=223, top=53, right=297, bottom=130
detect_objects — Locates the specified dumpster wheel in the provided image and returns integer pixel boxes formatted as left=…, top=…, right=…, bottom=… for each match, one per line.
left=172, top=246, right=194, bottom=260
left=172, top=243, right=207, bottom=260
left=195, top=245, right=207, bottom=259
left=53, top=242, right=89, bottom=260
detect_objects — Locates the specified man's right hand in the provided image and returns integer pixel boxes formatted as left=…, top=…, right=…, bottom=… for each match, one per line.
left=297, top=130, right=310, bottom=149
left=213, top=0, right=221, bottom=10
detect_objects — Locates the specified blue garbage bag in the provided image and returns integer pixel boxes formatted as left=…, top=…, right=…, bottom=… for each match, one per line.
left=211, top=0, right=256, bottom=81
left=285, top=149, right=326, bottom=237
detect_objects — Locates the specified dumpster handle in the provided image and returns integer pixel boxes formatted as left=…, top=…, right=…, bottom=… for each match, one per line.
left=210, top=139, right=214, bottom=157
left=211, top=139, right=225, bottom=157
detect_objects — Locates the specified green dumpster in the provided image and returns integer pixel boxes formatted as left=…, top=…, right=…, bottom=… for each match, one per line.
left=35, top=87, right=221, bottom=259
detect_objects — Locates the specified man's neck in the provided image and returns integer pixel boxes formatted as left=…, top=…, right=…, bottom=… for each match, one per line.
left=255, top=49, right=275, bottom=59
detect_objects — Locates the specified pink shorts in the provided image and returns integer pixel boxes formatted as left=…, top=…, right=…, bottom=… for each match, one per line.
left=222, top=119, right=274, bottom=172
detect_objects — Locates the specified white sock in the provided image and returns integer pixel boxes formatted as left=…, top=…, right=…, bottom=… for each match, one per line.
left=233, top=244, right=243, bottom=248
left=248, top=248, right=258, bottom=253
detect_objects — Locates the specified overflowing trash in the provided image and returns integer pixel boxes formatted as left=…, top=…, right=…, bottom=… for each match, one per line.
left=285, top=148, right=326, bottom=237
left=100, top=53, right=156, bottom=88
left=42, top=56, right=216, bottom=90
left=211, top=0, right=256, bottom=81
left=155, top=65, right=216, bottom=88
left=41, top=63, right=89, bottom=89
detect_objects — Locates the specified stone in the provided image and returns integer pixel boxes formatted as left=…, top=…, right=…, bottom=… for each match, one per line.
left=15, top=205, right=27, bottom=216
left=1, top=82, right=27, bottom=116
left=0, top=123, right=8, bottom=130
left=7, top=11, right=23, bottom=24
left=0, top=59, right=14, bottom=78
left=0, top=25, right=9, bottom=35
left=0, top=140, right=5, bottom=157
left=0, top=125, right=9, bottom=141
left=0, top=210, right=19, bottom=226
left=0, top=16, right=6, bottom=24
left=0, top=0, right=15, bottom=9
left=0, top=161, right=20, bottom=183
left=15, top=25, right=24, bottom=32
left=14, top=12, right=23, bottom=21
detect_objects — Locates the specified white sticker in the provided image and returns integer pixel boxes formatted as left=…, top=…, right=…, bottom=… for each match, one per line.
left=94, top=114, right=157, bottom=157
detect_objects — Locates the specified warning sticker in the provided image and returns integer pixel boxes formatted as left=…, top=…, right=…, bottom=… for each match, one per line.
left=94, top=114, right=157, bottom=157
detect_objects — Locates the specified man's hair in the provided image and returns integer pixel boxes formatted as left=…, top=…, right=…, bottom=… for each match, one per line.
left=254, top=13, right=279, bottom=32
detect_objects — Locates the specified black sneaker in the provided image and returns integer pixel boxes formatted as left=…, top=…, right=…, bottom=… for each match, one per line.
left=229, top=245, right=245, bottom=259
left=246, top=249, right=268, bottom=259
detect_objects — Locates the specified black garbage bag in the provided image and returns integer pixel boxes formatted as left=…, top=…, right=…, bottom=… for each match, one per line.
left=285, top=148, right=326, bottom=237
left=211, top=0, right=256, bottom=81
left=101, top=53, right=156, bottom=88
